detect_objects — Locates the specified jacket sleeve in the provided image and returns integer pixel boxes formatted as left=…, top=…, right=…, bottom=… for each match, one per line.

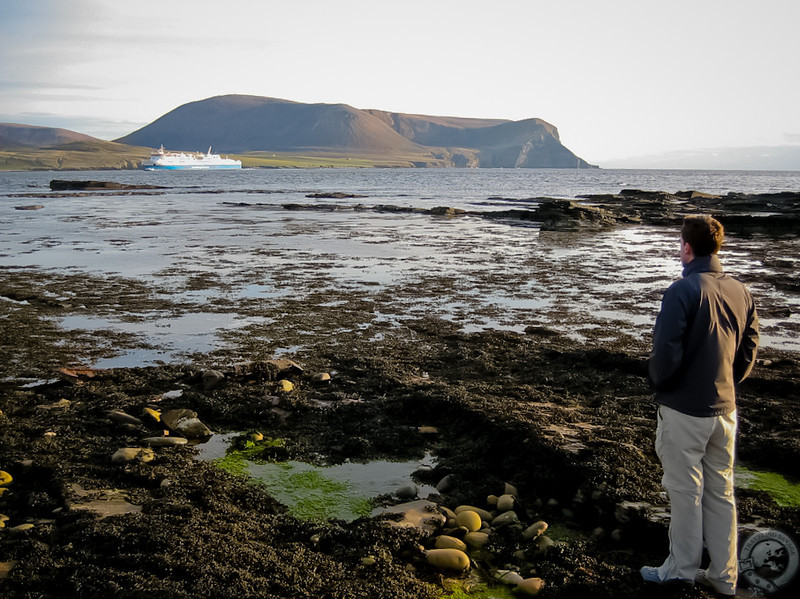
left=648, top=284, right=688, bottom=389
left=734, top=301, right=759, bottom=384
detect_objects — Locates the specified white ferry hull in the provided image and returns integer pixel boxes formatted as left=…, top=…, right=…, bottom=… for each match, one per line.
left=142, top=145, right=242, bottom=171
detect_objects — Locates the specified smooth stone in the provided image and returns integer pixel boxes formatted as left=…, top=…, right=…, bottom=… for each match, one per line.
left=0, top=471, right=13, bottom=486
left=532, top=535, right=555, bottom=558
left=425, top=548, right=470, bottom=571
left=504, top=482, right=519, bottom=497
left=0, top=560, right=18, bottom=579
left=491, top=510, right=519, bottom=528
left=454, top=510, right=482, bottom=532
left=202, top=369, right=225, bottom=389
left=522, top=520, right=549, bottom=540
left=434, top=535, right=467, bottom=552
left=141, top=436, right=188, bottom=447
left=311, top=372, right=331, bottom=384
left=111, top=447, right=155, bottom=464
left=277, top=379, right=294, bottom=392
left=107, top=410, right=143, bottom=427
left=161, top=409, right=211, bottom=439
left=494, top=569, right=524, bottom=585
left=454, top=505, right=493, bottom=522
left=360, top=556, right=376, bottom=566
left=436, top=473, right=456, bottom=492
left=464, top=531, right=490, bottom=548
left=396, top=483, right=418, bottom=500
left=516, top=577, right=545, bottom=596
left=8, top=523, right=34, bottom=534
left=496, top=493, right=515, bottom=512
left=439, top=506, right=457, bottom=520
left=486, top=494, right=498, bottom=507
left=417, top=426, right=439, bottom=434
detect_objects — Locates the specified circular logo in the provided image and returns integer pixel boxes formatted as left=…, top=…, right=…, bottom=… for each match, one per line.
left=739, top=529, right=799, bottom=595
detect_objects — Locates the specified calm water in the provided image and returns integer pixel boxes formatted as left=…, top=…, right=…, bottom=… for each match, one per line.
left=2, top=168, right=799, bottom=364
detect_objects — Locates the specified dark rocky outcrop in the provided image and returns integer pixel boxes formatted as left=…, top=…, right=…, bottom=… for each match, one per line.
left=49, top=180, right=164, bottom=191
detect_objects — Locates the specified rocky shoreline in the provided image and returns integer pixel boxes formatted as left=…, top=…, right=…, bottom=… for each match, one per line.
left=1, top=188, right=799, bottom=598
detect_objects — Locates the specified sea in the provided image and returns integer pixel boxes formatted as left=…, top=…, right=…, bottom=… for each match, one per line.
left=2, top=168, right=799, bottom=367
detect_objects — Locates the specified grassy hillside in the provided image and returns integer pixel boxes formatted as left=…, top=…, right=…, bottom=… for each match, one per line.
left=0, top=140, right=152, bottom=171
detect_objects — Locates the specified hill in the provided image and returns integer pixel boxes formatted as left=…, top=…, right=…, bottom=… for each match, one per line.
left=117, top=94, right=595, bottom=168
left=0, top=124, right=151, bottom=171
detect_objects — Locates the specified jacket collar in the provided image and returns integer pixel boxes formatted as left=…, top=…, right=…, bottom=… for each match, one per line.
left=683, top=254, right=723, bottom=278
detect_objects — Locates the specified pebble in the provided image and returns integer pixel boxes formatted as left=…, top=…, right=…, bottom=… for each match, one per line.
left=417, top=426, right=439, bottom=435
left=111, top=447, right=155, bottom=464
left=522, top=520, right=549, bottom=540
left=0, top=471, right=13, bottom=486
left=454, top=505, right=493, bottom=522
left=202, top=369, right=225, bottom=389
left=425, top=548, right=470, bottom=571
left=311, top=372, right=331, bottom=384
left=395, top=483, right=418, bottom=500
left=497, top=493, right=516, bottom=512
left=486, top=494, right=498, bottom=507
left=435, top=473, right=456, bottom=492
left=141, top=436, right=188, bottom=447
left=107, top=410, right=143, bottom=427
left=454, top=510, right=482, bottom=532
left=277, top=379, right=294, bottom=393
left=531, top=535, right=554, bottom=558
left=360, top=556, right=376, bottom=566
left=491, top=510, right=519, bottom=528
left=434, top=535, right=467, bottom=552
left=494, top=569, right=524, bottom=585
left=7, top=523, right=34, bottom=535
left=464, top=531, right=490, bottom=549
left=161, top=409, right=212, bottom=439
left=516, top=577, right=545, bottom=596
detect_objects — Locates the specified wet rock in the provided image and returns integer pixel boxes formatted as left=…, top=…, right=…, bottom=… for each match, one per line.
left=464, top=531, right=490, bottom=549
left=231, top=359, right=304, bottom=379
left=161, top=409, right=212, bottom=439
left=0, top=471, right=12, bottom=486
left=434, top=535, right=467, bottom=552
left=202, top=369, right=225, bottom=390
left=0, top=560, right=17, bottom=579
left=7, top=523, right=34, bottom=535
left=436, top=473, right=456, bottom=493
left=107, top=410, right=143, bottom=427
left=417, top=426, right=439, bottom=435
left=14, top=205, right=44, bottom=210
left=429, top=206, right=465, bottom=217
left=311, top=372, right=331, bottom=384
left=531, top=535, right=555, bottom=559
left=496, top=493, right=515, bottom=512
left=382, top=499, right=446, bottom=534
left=141, top=436, right=188, bottom=447
left=522, top=520, right=548, bottom=540
left=395, top=483, right=418, bottom=500
left=111, top=447, right=155, bottom=464
left=277, top=379, right=294, bottom=393
left=494, top=569, right=524, bottom=585
left=516, top=577, right=545, bottom=596
left=455, top=505, right=494, bottom=522
left=537, top=199, right=617, bottom=232
left=454, top=510, right=482, bottom=532
left=49, top=180, right=164, bottom=191
left=425, top=548, right=470, bottom=571
left=491, top=510, right=520, bottom=528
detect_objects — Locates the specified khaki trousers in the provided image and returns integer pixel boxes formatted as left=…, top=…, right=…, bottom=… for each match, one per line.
left=655, top=405, right=738, bottom=594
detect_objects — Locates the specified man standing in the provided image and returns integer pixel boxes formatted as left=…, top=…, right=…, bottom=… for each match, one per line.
left=641, top=215, right=759, bottom=596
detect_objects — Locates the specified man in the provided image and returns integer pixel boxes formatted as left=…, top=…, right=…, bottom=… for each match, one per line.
left=641, top=215, right=759, bottom=596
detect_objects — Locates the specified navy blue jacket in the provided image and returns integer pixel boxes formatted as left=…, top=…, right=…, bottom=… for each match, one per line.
left=649, top=254, right=759, bottom=416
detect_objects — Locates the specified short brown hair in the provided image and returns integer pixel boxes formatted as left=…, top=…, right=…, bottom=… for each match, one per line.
left=681, top=215, right=724, bottom=256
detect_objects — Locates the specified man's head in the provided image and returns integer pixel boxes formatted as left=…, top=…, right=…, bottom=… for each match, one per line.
left=680, top=215, right=724, bottom=265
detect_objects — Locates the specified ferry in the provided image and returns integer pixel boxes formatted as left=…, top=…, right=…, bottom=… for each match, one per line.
left=143, top=145, right=242, bottom=170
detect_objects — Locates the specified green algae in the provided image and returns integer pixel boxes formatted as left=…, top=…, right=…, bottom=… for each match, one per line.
left=737, top=466, right=800, bottom=507
left=440, top=585, right=516, bottom=599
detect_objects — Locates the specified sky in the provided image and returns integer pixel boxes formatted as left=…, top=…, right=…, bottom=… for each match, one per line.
left=1, top=0, right=799, bottom=168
